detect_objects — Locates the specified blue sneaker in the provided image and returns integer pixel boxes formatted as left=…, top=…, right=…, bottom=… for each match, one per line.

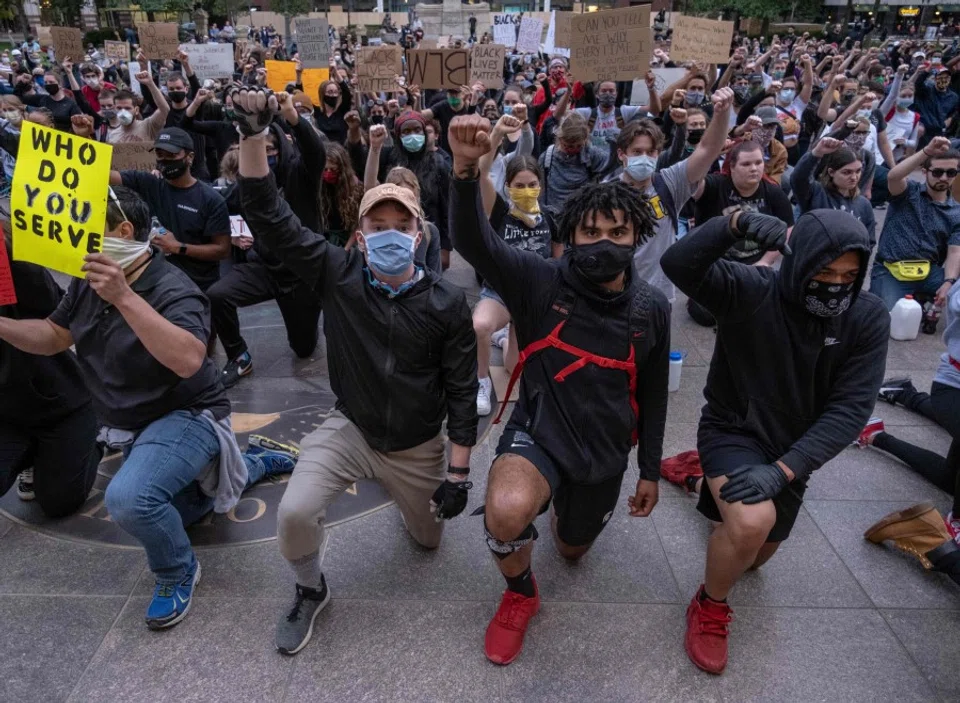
left=246, top=438, right=298, bottom=479
left=146, top=560, right=201, bottom=630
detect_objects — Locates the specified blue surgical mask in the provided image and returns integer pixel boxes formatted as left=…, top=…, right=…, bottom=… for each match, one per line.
left=686, top=91, right=705, bottom=106
left=503, top=103, right=513, bottom=115
left=896, top=97, right=913, bottom=109
left=778, top=89, right=795, bottom=103
left=401, top=133, right=425, bottom=152
left=363, top=229, right=418, bottom=276
left=625, top=154, right=656, bottom=182
left=397, top=93, right=408, bottom=108
left=267, top=154, right=278, bottom=170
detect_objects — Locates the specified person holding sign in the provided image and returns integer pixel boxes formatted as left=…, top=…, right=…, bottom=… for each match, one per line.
left=448, top=113, right=669, bottom=666
left=0, top=185, right=301, bottom=629
left=230, top=87, right=478, bottom=656
left=0, top=236, right=100, bottom=518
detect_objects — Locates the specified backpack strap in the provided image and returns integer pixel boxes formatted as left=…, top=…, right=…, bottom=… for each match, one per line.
left=628, top=284, right=651, bottom=355
left=615, top=106, right=625, bottom=131
left=588, top=107, right=598, bottom=133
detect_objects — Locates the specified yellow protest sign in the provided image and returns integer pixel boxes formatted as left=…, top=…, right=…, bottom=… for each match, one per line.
left=265, top=60, right=298, bottom=93
left=300, top=67, right=330, bottom=104
left=11, top=123, right=111, bottom=278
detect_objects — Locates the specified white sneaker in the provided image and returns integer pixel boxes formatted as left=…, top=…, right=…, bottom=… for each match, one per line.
left=17, top=468, right=35, bottom=501
left=491, top=325, right=509, bottom=349
left=477, top=377, right=493, bottom=417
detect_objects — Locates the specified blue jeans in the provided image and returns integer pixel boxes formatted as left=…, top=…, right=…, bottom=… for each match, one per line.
left=869, top=261, right=945, bottom=311
left=104, top=410, right=267, bottom=584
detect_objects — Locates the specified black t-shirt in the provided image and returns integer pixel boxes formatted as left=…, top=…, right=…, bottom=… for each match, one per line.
left=165, top=106, right=210, bottom=180
left=121, top=171, right=230, bottom=290
left=49, top=252, right=229, bottom=430
left=428, top=100, right=469, bottom=152
left=490, top=193, right=559, bottom=260
left=694, top=174, right=795, bottom=264
left=23, top=93, right=81, bottom=132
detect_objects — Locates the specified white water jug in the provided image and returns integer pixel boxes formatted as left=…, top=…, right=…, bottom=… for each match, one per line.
left=890, top=295, right=923, bottom=341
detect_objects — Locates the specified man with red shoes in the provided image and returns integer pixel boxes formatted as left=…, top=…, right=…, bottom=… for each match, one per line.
left=447, top=114, right=671, bottom=666
left=661, top=208, right=889, bottom=674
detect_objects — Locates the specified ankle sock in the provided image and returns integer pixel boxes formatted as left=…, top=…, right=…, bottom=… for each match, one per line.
left=699, top=587, right=727, bottom=604
left=505, top=567, right=536, bottom=598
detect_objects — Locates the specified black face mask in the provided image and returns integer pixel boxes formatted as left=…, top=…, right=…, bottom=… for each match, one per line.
left=158, top=158, right=189, bottom=180
left=804, top=279, right=854, bottom=317
left=45, top=83, right=60, bottom=95
left=168, top=90, right=187, bottom=103
left=323, top=95, right=339, bottom=108
left=370, top=114, right=384, bottom=125
left=571, top=240, right=635, bottom=284
left=687, top=128, right=705, bottom=145
left=842, top=91, right=856, bottom=104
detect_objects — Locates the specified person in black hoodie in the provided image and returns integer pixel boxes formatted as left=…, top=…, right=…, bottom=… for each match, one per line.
left=0, top=239, right=100, bottom=517
left=661, top=209, right=889, bottom=676
left=447, top=114, right=670, bottom=667
left=231, top=87, right=478, bottom=657
left=206, top=92, right=326, bottom=387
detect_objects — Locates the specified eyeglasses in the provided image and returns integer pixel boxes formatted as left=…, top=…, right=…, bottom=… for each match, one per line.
left=929, top=168, right=959, bottom=178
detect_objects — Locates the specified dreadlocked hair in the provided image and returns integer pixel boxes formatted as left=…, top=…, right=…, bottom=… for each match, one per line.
left=558, top=180, right=656, bottom=247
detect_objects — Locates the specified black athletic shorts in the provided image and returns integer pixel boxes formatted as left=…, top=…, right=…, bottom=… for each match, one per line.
left=697, top=440, right=807, bottom=543
left=496, top=426, right=624, bottom=547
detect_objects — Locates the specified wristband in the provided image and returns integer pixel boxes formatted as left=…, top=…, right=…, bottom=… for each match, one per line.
left=447, top=464, right=470, bottom=476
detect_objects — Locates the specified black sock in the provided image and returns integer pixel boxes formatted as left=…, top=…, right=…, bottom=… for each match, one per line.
left=505, top=567, right=536, bottom=598
left=684, top=475, right=700, bottom=492
left=699, top=587, right=727, bottom=604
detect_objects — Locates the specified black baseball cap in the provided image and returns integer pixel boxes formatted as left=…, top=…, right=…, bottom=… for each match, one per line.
left=153, top=127, right=194, bottom=154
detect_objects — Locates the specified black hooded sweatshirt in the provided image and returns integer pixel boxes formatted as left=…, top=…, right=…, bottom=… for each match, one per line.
left=451, top=178, right=671, bottom=484
left=660, top=209, right=889, bottom=481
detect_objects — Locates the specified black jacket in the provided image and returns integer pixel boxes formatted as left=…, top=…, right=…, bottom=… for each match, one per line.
left=238, top=172, right=478, bottom=452
left=660, top=209, right=889, bottom=481
left=451, top=178, right=670, bottom=483
left=0, top=254, right=90, bottom=425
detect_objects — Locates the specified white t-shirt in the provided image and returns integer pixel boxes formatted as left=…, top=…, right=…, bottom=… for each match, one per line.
left=575, top=105, right=644, bottom=148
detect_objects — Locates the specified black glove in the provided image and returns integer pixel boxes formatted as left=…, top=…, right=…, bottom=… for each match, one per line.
left=228, top=87, right=277, bottom=136
left=429, top=478, right=473, bottom=521
left=732, top=211, right=792, bottom=255
left=719, top=463, right=790, bottom=504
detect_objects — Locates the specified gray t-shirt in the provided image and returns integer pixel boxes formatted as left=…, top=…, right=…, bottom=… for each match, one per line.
left=629, top=160, right=696, bottom=303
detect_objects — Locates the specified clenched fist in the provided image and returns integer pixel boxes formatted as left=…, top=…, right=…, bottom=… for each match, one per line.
left=448, top=114, right=492, bottom=179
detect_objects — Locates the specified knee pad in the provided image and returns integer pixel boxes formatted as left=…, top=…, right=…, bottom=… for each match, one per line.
left=484, top=519, right=538, bottom=560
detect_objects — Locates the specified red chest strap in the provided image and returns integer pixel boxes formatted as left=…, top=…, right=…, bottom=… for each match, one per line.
left=491, top=320, right=640, bottom=444
left=950, top=356, right=960, bottom=373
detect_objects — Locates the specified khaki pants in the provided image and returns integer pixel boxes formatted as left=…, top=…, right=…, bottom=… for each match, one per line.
left=277, top=411, right=447, bottom=563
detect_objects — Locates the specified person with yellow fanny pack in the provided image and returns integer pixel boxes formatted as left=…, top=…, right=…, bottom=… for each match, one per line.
left=870, top=136, right=960, bottom=316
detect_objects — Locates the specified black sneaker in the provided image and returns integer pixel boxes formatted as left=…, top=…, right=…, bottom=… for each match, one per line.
left=276, top=576, right=331, bottom=655
left=221, top=352, right=253, bottom=389
left=878, top=377, right=915, bottom=406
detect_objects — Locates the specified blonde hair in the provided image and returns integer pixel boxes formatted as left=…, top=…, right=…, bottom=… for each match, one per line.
left=558, top=111, right=589, bottom=144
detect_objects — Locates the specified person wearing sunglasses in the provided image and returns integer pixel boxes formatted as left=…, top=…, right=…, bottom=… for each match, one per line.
left=870, top=136, right=960, bottom=316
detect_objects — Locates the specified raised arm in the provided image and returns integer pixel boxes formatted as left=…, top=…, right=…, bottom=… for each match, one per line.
left=685, top=87, right=734, bottom=185
left=879, top=66, right=907, bottom=116
left=364, top=123, right=386, bottom=191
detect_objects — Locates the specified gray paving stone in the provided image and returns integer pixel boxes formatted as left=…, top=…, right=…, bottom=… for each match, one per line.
left=716, top=607, right=938, bottom=702
left=805, top=445, right=955, bottom=504
left=0, top=516, right=11, bottom=540
left=68, top=597, right=294, bottom=703
left=283, top=600, right=502, bottom=703
left=529, top=503, right=681, bottom=604
left=882, top=608, right=960, bottom=698
left=0, top=525, right=145, bottom=596
left=0, top=595, right=124, bottom=703
left=500, top=603, right=721, bottom=703
left=806, top=500, right=960, bottom=610
left=654, top=499, right=872, bottom=607
left=665, top=367, right=708, bottom=424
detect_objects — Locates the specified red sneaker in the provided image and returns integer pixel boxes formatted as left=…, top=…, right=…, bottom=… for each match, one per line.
left=855, top=417, right=885, bottom=448
left=484, top=578, right=540, bottom=665
left=685, top=585, right=733, bottom=675
left=660, top=450, right=703, bottom=493
left=945, top=512, right=960, bottom=545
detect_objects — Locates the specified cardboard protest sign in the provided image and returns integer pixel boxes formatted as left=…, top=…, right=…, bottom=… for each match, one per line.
left=128, top=61, right=150, bottom=96
left=104, top=40, right=130, bottom=62
left=11, top=123, right=111, bottom=278
left=630, top=67, right=686, bottom=105
left=139, top=22, right=180, bottom=60
left=234, top=39, right=249, bottom=62
left=230, top=215, right=251, bottom=238
left=670, top=15, right=734, bottom=65
left=179, top=43, right=233, bottom=80
left=357, top=46, right=403, bottom=93
left=569, top=6, right=651, bottom=83
left=418, top=39, right=438, bottom=50
left=383, top=32, right=400, bottom=44
left=50, top=27, right=85, bottom=62
left=34, top=26, right=53, bottom=48
left=516, top=18, right=543, bottom=54
left=493, top=14, right=519, bottom=48
left=405, top=49, right=469, bottom=90
left=265, top=60, right=298, bottom=93
left=0, top=227, right=16, bottom=306
left=300, top=68, right=330, bottom=104
left=470, top=44, right=505, bottom=89
left=110, top=141, right=156, bottom=172
left=544, top=11, right=571, bottom=58
left=295, top=17, right=330, bottom=69
left=556, top=12, right=572, bottom=48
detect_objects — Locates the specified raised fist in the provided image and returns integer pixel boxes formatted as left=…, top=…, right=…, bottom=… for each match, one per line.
left=925, top=136, right=952, bottom=157
left=711, top=87, right=734, bottom=112
left=344, top=110, right=361, bottom=129
left=494, top=114, right=522, bottom=135
left=228, top=87, right=278, bottom=136
left=369, top=123, right=387, bottom=149
left=670, top=107, right=687, bottom=124
left=813, top=136, right=843, bottom=157
left=448, top=114, right=492, bottom=167
left=511, top=101, right=528, bottom=122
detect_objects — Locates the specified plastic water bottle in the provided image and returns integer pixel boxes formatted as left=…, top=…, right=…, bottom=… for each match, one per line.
left=890, top=295, right=923, bottom=340
left=668, top=351, right=683, bottom=392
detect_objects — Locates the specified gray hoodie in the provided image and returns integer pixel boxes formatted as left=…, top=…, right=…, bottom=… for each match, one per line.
left=934, top=283, right=960, bottom=390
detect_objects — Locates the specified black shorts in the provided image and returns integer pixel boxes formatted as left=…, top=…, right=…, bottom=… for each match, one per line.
left=496, top=427, right=624, bottom=547
left=697, top=440, right=807, bottom=543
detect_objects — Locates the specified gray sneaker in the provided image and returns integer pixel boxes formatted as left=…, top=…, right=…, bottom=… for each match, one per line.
left=276, top=576, right=330, bottom=655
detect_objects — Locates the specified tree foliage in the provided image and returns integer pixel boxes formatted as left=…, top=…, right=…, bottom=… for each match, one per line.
left=271, top=0, right=314, bottom=17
